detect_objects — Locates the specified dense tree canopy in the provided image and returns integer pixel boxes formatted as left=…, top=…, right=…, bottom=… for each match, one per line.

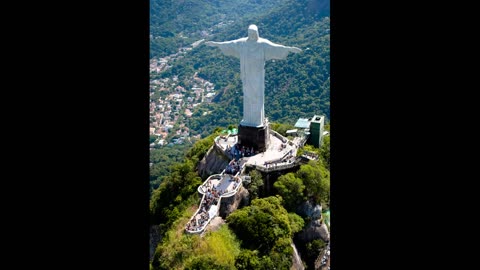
left=149, top=132, right=219, bottom=231
left=227, top=196, right=292, bottom=251
left=150, top=0, right=293, bottom=58
left=270, top=122, right=296, bottom=137
left=298, top=160, right=330, bottom=207
left=152, top=0, right=330, bottom=136
left=274, top=173, right=306, bottom=211
left=150, top=0, right=330, bottom=268
left=152, top=209, right=241, bottom=270
left=150, top=0, right=331, bottom=164
left=150, top=142, right=192, bottom=191
left=246, top=169, right=264, bottom=201
left=227, top=196, right=304, bottom=269
left=319, top=135, right=330, bottom=169
left=304, top=239, right=327, bottom=269
left=273, top=156, right=330, bottom=210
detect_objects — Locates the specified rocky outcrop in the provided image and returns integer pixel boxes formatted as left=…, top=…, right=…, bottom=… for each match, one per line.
left=314, top=252, right=324, bottom=270
left=296, top=201, right=329, bottom=243
left=297, top=219, right=330, bottom=243
left=219, top=186, right=249, bottom=218
left=314, top=243, right=330, bottom=270
left=291, top=243, right=305, bottom=270
left=205, top=216, right=225, bottom=233
left=197, top=145, right=230, bottom=179
left=297, top=201, right=322, bottom=219
left=319, top=223, right=329, bottom=242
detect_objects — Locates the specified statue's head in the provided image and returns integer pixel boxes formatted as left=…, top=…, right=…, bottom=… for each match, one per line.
left=248, top=24, right=259, bottom=41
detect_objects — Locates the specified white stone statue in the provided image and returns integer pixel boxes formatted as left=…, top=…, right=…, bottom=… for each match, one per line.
left=205, top=24, right=301, bottom=128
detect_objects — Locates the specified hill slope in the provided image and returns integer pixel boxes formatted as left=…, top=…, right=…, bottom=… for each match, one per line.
left=152, top=0, right=330, bottom=136
left=150, top=0, right=290, bottom=58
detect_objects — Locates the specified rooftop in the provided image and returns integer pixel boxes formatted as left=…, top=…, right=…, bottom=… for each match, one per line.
left=311, top=115, right=324, bottom=123
left=295, top=118, right=311, bottom=129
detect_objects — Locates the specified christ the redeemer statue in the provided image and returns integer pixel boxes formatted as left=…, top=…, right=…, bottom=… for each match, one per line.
left=205, top=24, right=301, bottom=128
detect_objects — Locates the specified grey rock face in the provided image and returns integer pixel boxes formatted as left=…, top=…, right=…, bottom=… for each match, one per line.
left=297, top=200, right=322, bottom=219
left=297, top=218, right=329, bottom=243
left=197, top=145, right=230, bottom=179
left=219, top=186, right=249, bottom=218
left=319, top=223, right=330, bottom=242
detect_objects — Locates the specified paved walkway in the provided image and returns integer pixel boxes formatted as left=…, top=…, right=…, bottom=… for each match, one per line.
left=243, top=133, right=297, bottom=167
left=209, top=174, right=237, bottom=194
left=185, top=162, right=243, bottom=234
left=216, top=135, right=237, bottom=151
left=186, top=131, right=302, bottom=234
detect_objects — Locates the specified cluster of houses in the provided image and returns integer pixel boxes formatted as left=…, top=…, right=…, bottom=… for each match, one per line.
left=149, top=22, right=235, bottom=149
left=150, top=71, right=216, bottom=148
left=198, top=19, right=235, bottom=37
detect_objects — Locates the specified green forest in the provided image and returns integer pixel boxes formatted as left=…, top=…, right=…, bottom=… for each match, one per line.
left=150, top=0, right=330, bottom=269
left=150, top=0, right=293, bottom=58
left=151, top=0, right=330, bottom=137
left=149, top=0, right=330, bottom=191
left=150, top=126, right=330, bottom=269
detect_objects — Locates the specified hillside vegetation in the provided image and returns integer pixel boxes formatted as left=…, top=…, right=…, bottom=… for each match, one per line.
left=152, top=206, right=241, bottom=269
left=153, top=0, right=330, bottom=137
left=150, top=0, right=290, bottom=58
left=149, top=0, right=330, bottom=191
left=150, top=129, right=331, bottom=269
left=150, top=0, right=330, bottom=268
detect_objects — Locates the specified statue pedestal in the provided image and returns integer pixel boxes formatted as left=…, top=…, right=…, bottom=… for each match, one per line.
left=237, top=124, right=270, bottom=153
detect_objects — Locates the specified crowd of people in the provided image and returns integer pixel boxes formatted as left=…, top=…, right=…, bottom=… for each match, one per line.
left=186, top=161, right=244, bottom=232
left=186, top=179, right=222, bottom=232
left=228, top=144, right=256, bottom=159
left=225, top=159, right=241, bottom=175
left=186, top=211, right=209, bottom=232
left=232, top=177, right=240, bottom=191
left=228, top=175, right=241, bottom=192
left=262, top=151, right=295, bottom=169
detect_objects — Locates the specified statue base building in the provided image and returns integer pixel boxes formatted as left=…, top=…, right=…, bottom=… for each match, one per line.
left=237, top=124, right=270, bottom=153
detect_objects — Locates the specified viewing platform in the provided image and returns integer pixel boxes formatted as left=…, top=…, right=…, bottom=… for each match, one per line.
left=185, top=160, right=244, bottom=234
left=214, top=129, right=303, bottom=173
left=186, top=128, right=313, bottom=234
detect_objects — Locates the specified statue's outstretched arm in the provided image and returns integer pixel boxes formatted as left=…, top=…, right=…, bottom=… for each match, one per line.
left=263, top=39, right=302, bottom=55
left=204, top=41, right=219, bottom=47
left=205, top=41, right=234, bottom=47
left=287, top=46, right=302, bottom=54
left=263, top=40, right=302, bottom=60
left=205, top=40, right=240, bottom=58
